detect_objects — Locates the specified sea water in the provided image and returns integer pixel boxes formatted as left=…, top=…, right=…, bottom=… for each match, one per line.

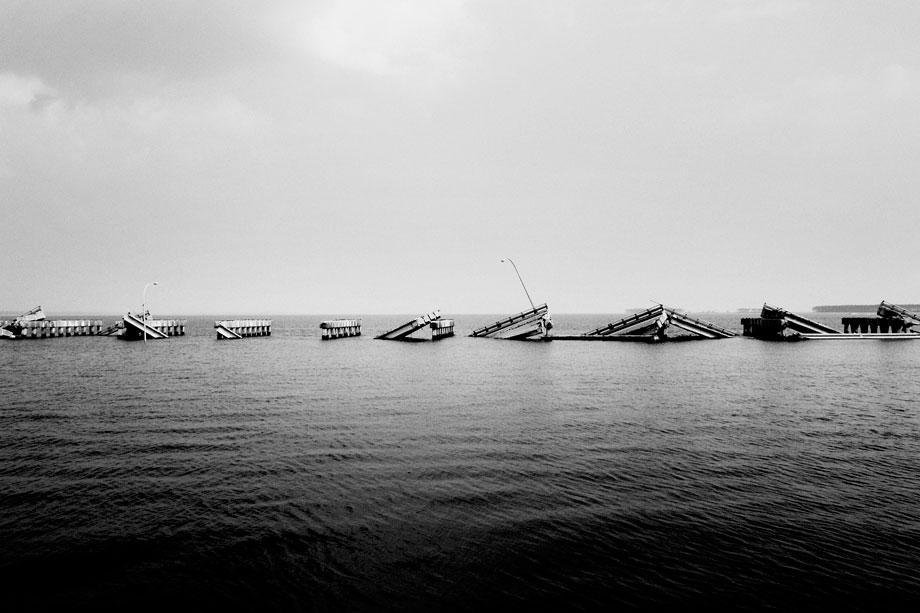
left=1, top=314, right=919, bottom=609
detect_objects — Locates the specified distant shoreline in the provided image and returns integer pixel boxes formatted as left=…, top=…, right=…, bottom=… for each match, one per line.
left=812, top=304, right=920, bottom=313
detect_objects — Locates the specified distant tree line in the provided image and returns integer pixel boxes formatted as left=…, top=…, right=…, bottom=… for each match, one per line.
left=813, top=304, right=920, bottom=313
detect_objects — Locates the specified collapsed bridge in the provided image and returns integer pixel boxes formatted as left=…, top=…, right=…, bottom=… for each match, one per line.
left=742, top=301, right=920, bottom=340
left=554, top=304, right=734, bottom=342
left=470, top=303, right=552, bottom=341
left=376, top=309, right=455, bottom=341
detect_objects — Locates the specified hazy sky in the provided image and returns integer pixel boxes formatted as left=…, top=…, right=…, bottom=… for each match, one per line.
left=1, top=1, right=918, bottom=314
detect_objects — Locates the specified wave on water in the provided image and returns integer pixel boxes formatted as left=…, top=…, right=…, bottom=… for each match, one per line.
left=2, top=315, right=920, bottom=609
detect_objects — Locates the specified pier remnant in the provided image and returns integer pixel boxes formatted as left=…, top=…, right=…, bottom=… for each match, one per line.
left=571, top=305, right=734, bottom=342
left=430, top=318, right=455, bottom=340
left=16, top=305, right=44, bottom=322
left=739, top=317, right=787, bottom=339
left=742, top=301, right=920, bottom=340
left=876, top=300, right=920, bottom=327
left=118, top=313, right=186, bottom=340
left=215, top=319, right=272, bottom=339
left=839, top=301, right=920, bottom=335
left=1, top=306, right=102, bottom=339
left=470, top=303, right=553, bottom=340
left=761, top=304, right=839, bottom=335
left=2, top=319, right=104, bottom=339
left=376, top=310, right=453, bottom=341
left=320, top=319, right=362, bottom=340
left=741, top=304, right=837, bottom=340
left=841, top=317, right=910, bottom=334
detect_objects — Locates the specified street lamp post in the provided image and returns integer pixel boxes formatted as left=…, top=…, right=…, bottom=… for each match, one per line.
left=142, top=281, right=159, bottom=342
left=501, top=258, right=535, bottom=310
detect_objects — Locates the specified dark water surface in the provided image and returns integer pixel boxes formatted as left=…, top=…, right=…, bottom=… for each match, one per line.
left=2, top=314, right=919, bottom=610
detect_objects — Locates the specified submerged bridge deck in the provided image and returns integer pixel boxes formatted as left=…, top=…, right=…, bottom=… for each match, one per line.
left=470, top=303, right=551, bottom=340
left=760, top=304, right=839, bottom=335
left=120, top=313, right=186, bottom=340
left=578, top=305, right=734, bottom=341
left=376, top=310, right=442, bottom=340
left=215, top=319, right=272, bottom=339
left=878, top=300, right=920, bottom=322
left=744, top=301, right=920, bottom=340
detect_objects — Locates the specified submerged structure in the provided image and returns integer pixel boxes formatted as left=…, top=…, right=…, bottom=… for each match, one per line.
left=842, top=301, right=919, bottom=334
left=320, top=319, right=362, bottom=340
left=429, top=318, right=455, bottom=340
left=118, top=312, right=187, bottom=340
left=742, top=301, right=920, bottom=340
left=741, top=304, right=838, bottom=340
left=473, top=258, right=552, bottom=341
left=560, top=304, right=734, bottom=342
left=470, top=303, right=553, bottom=340
left=215, top=319, right=272, bottom=340
left=98, top=321, right=124, bottom=336
left=1, top=306, right=102, bottom=339
left=376, top=310, right=454, bottom=341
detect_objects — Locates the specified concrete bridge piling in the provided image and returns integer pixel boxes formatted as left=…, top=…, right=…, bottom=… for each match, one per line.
left=430, top=318, right=455, bottom=340
left=320, top=319, right=362, bottom=340
left=215, top=319, right=272, bottom=339
left=1, top=319, right=103, bottom=339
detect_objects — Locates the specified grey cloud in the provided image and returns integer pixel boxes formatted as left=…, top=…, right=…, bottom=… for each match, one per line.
left=0, top=1, right=284, bottom=96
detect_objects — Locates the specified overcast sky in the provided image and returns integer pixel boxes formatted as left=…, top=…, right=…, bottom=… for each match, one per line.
left=1, top=1, right=918, bottom=315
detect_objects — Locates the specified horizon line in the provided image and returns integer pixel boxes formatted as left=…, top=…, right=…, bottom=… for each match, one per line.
left=6, top=302, right=913, bottom=318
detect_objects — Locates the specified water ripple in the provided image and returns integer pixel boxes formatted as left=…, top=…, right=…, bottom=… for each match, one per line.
left=2, top=316, right=920, bottom=608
